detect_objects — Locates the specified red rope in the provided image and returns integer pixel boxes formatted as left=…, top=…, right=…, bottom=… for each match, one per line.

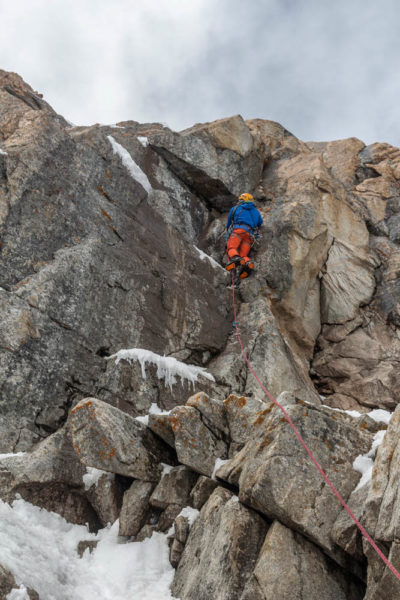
left=231, top=272, right=400, bottom=582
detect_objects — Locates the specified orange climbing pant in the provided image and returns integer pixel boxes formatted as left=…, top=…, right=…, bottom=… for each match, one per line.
left=226, top=228, right=254, bottom=264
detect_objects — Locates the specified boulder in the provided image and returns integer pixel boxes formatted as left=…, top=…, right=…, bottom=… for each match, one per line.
left=167, top=406, right=228, bottom=476
left=149, top=466, right=198, bottom=509
left=119, top=480, right=154, bottom=537
left=157, top=504, right=183, bottom=533
left=216, top=401, right=372, bottom=568
left=0, top=425, right=99, bottom=529
left=70, top=398, right=173, bottom=481
left=190, top=476, right=219, bottom=510
left=240, top=520, right=364, bottom=600
left=148, top=413, right=175, bottom=447
left=85, top=472, right=123, bottom=526
left=171, top=488, right=268, bottom=600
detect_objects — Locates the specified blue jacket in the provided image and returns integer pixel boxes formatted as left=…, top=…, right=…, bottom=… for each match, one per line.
left=226, top=201, right=263, bottom=234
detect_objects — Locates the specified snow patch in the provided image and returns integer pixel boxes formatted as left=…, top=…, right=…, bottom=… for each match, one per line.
left=353, top=430, right=387, bottom=492
left=212, top=458, right=229, bottom=480
left=161, top=463, right=174, bottom=477
left=0, top=148, right=8, bottom=156
left=136, top=404, right=171, bottom=427
left=322, top=405, right=393, bottom=424
left=177, top=506, right=199, bottom=527
left=108, top=348, right=215, bottom=390
left=6, top=586, right=30, bottom=600
left=137, top=136, right=149, bottom=147
left=107, top=135, right=152, bottom=194
left=0, top=498, right=175, bottom=600
left=367, top=409, right=393, bottom=425
left=83, top=467, right=111, bottom=491
left=0, top=453, right=25, bottom=461
left=194, top=246, right=224, bottom=271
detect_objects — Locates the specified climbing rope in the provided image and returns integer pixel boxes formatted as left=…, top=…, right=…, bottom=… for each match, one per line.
left=231, top=272, right=400, bottom=583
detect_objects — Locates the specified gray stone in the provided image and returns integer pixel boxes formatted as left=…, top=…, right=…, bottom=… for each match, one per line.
left=169, top=538, right=185, bottom=569
left=86, top=472, right=123, bottom=526
left=135, top=524, right=155, bottom=542
left=148, top=115, right=263, bottom=211
left=156, top=504, right=182, bottom=533
left=190, top=476, right=219, bottom=510
left=224, top=394, right=273, bottom=444
left=119, top=480, right=154, bottom=537
left=174, top=515, right=190, bottom=544
left=240, top=520, right=364, bottom=600
left=186, top=392, right=229, bottom=438
left=0, top=425, right=99, bottom=529
left=216, top=402, right=372, bottom=568
left=149, top=466, right=198, bottom=509
left=69, top=398, right=173, bottom=481
left=148, top=413, right=175, bottom=447
left=171, top=487, right=268, bottom=600
left=77, top=540, right=98, bottom=558
left=168, top=406, right=228, bottom=477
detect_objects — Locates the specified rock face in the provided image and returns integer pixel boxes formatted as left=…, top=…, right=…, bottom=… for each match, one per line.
left=171, top=488, right=268, bottom=600
left=216, top=401, right=373, bottom=569
left=240, top=520, right=364, bottom=600
left=1, top=69, right=400, bottom=598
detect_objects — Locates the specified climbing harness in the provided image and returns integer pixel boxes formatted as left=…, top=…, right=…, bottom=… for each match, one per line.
left=230, top=271, right=400, bottom=584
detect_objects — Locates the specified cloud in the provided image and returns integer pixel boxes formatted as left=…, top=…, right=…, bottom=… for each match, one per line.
left=0, top=0, right=399, bottom=145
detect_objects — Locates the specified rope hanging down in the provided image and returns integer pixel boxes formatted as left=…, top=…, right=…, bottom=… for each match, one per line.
left=230, top=272, right=400, bottom=584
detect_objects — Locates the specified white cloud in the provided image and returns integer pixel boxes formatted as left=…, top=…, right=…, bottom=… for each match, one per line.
left=0, top=0, right=400, bottom=145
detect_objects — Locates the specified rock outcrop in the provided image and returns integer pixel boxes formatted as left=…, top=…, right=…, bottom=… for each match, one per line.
left=0, top=69, right=399, bottom=598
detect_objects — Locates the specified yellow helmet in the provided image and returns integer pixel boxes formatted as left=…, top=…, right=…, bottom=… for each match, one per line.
left=238, top=193, right=254, bottom=202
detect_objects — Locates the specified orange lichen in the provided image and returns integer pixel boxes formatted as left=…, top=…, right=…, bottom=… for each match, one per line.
left=101, top=208, right=111, bottom=220
left=109, top=448, right=116, bottom=458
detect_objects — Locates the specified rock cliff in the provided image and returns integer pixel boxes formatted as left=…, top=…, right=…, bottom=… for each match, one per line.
left=0, top=69, right=399, bottom=599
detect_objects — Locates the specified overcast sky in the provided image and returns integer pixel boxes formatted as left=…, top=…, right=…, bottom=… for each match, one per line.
left=1, top=0, right=400, bottom=146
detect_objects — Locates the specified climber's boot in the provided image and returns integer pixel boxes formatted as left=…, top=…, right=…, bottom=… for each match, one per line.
left=239, top=261, right=254, bottom=280
left=225, top=256, right=242, bottom=272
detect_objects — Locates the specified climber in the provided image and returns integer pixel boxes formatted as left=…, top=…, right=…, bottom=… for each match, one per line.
left=225, top=193, right=263, bottom=280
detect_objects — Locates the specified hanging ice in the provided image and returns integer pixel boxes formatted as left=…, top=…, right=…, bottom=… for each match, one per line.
left=107, top=348, right=215, bottom=390
left=107, top=135, right=152, bottom=194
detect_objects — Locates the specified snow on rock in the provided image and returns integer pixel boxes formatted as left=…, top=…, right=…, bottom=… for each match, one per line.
left=6, top=586, right=30, bottom=600
left=108, top=348, right=215, bottom=390
left=194, top=246, right=224, bottom=271
left=82, top=467, right=111, bottom=491
left=137, top=136, right=149, bottom=147
left=0, top=148, right=8, bottom=156
left=0, top=498, right=175, bottom=600
left=107, top=135, right=152, bottom=194
left=176, top=506, right=200, bottom=527
left=211, top=458, right=229, bottom=480
left=367, top=409, right=393, bottom=425
left=0, top=452, right=25, bottom=461
left=322, top=404, right=394, bottom=424
left=161, top=463, right=174, bottom=476
left=353, top=430, right=387, bottom=492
